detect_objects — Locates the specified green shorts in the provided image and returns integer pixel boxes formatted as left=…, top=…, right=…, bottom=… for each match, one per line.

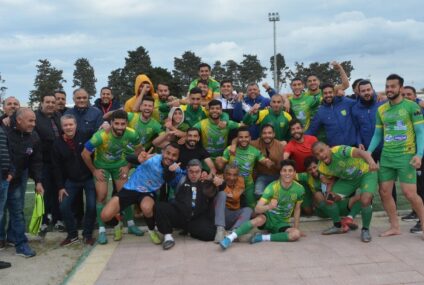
left=301, top=186, right=313, bottom=209
left=314, top=198, right=350, bottom=218
left=258, top=212, right=290, bottom=234
left=332, top=172, right=378, bottom=197
left=379, top=154, right=416, bottom=184
left=94, top=168, right=122, bottom=182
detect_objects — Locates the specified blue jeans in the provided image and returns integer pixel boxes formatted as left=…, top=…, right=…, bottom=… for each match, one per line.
left=6, top=172, right=29, bottom=247
left=254, top=174, right=279, bottom=197
left=0, top=179, right=9, bottom=240
left=60, top=179, right=96, bottom=238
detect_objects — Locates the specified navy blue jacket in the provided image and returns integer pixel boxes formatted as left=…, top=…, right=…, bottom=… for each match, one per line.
left=351, top=95, right=385, bottom=150
left=94, top=98, right=121, bottom=115
left=242, top=89, right=276, bottom=139
left=64, top=106, right=103, bottom=136
left=306, top=96, right=357, bottom=147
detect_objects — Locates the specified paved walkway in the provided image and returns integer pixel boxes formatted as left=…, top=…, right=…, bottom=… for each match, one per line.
left=67, top=216, right=424, bottom=285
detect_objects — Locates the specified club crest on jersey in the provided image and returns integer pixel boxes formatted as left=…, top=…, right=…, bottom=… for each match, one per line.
left=340, top=110, right=347, bottom=116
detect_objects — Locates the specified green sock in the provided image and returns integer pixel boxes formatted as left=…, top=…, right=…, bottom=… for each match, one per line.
left=96, top=203, right=105, bottom=227
left=270, top=232, right=290, bottom=242
left=361, top=205, right=373, bottom=229
left=235, top=221, right=253, bottom=236
left=349, top=201, right=362, bottom=218
left=123, top=206, right=134, bottom=223
left=318, top=201, right=340, bottom=223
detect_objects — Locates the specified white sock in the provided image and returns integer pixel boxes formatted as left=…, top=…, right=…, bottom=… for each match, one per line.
left=127, top=220, right=135, bottom=227
left=164, top=234, right=174, bottom=242
left=262, top=234, right=271, bottom=241
left=228, top=232, right=238, bottom=242
left=99, top=226, right=106, bottom=233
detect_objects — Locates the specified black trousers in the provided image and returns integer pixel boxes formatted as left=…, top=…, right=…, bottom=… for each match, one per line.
left=155, top=202, right=216, bottom=241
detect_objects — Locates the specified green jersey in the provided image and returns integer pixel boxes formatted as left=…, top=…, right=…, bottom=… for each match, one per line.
left=243, top=109, right=292, bottom=141
left=181, top=105, right=207, bottom=127
left=157, top=100, right=170, bottom=122
left=222, top=145, right=264, bottom=183
left=194, top=118, right=239, bottom=158
left=304, top=90, right=322, bottom=117
left=128, top=112, right=163, bottom=150
left=290, top=93, right=320, bottom=130
left=188, top=77, right=220, bottom=95
left=296, top=172, right=321, bottom=193
left=260, top=180, right=305, bottom=223
left=86, top=128, right=140, bottom=169
left=376, top=99, right=424, bottom=157
left=318, top=145, right=369, bottom=180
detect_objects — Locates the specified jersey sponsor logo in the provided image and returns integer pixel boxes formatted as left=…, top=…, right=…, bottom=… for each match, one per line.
left=393, top=135, right=407, bottom=141
left=384, top=135, right=393, bottom=142
left=394, top=120, right=407, bottom=131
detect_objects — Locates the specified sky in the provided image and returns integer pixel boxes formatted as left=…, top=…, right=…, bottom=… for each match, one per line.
left=1, top=0, right=424, bottom=105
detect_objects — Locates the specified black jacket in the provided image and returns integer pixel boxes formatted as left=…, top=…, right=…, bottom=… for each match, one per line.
left=94, top=98, right=121, bottom=115
left=35, top=109, right=62, bottom=164
left=6, top=114, right=43, bottom=183
left=51, top=130, right=93, bottom=189
left=172, top=178, right=224, bottom=221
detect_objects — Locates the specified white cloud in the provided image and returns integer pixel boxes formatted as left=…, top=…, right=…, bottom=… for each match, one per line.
left=199, top=41, right=244, bottom=63
left=0, top=33, right=93, bottom=52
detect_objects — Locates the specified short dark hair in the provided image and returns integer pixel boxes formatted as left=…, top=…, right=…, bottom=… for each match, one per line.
left=141, top=96, right=155, bottom=104
left=352, top=78, right=364, bottom=90
left=307, top=74, right=319, bottom=81
left=280, top=159, right=296, bottom=169
left=358, top=80, right=373, bottom=89
left=41, top=93, right=56, bottom=102
left=197, top=80, right=208, bottom=86
left=110, top=109, right=128, bottom=121
left=189, top=87, right=202, bottom=95
left=312, top=141, right=327, bottom=150
left=186, top=127, right=200, bottom=136
left=261, top=123, right=274, bottom=133
left=289, top=119, right=303, bottom=129
left=386, top=74, right=404, bottom=87
left=403, top=85, right=416, bottom=95
left=220, top=79, right=232, bottom=87
left=54, top=89, right=66, bottom=96
left=291, top=77, right=304, bottom=84
left=198, top=63, right=211, bottom=71
left=237, top=126, right=250, bottom=135
left=304, top=156, right=318, bottom=169
left=157, top=82, right=169, bottom=88
left=100, top=86, right=112, bottom=93
left=208, top=99, right=222, bottom=108
left=320, top=83, right=334, bottom=91
left=164, top=141, right=180, bottom=152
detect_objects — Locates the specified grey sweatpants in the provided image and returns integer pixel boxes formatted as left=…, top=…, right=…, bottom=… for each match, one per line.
left=214, top=191, right=253, bottom=230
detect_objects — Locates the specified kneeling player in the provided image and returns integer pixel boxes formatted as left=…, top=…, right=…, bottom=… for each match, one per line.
left=220, top=160, right=304, bottom=250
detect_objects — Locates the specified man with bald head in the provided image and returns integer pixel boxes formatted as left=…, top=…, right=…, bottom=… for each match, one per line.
left=3, top=108, right=44, bottom=257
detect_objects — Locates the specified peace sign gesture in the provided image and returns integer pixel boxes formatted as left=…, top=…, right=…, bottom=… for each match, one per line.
left=137, top=147, right=155, bottom=164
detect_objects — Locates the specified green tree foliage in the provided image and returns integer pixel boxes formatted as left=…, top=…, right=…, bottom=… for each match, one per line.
left=291, top=61, right=354, bottom=85
left=239, top=54, right=267, bottom=90
left=270, top=53, right=291, bottom=89
left=108, top=46, right=153, bottom=102
left=223, top=60, right=242, bottom=90
left=212, top=60, right=226, bottom=83
left=0, top=73, right=6, bottom=101
left=29, top=59, right=66, bottom=107
left=73, top=58, right=97, bottom=99
left=173, top=51, right=201, bottom=93
left=149, top=67, right=181, bottom=98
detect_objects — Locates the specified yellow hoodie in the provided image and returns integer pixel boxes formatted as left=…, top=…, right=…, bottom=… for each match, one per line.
left=124, top=74, right=159, bottom=115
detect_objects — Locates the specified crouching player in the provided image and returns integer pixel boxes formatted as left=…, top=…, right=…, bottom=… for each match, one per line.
left=220, top=160, right=304, bottom=250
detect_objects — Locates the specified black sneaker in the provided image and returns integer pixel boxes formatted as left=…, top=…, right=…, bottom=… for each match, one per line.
left=410, top=221, right=423, bottom=234
left=0, top=240, right=5, bottom=250
left=54, top=221, right=66, bottom=232
left=0, top=261, right=11, bottom=269
left=60, top=236, right=79, bottom=247
left=162, top=239, right=175, bottom=250
left=401, top=211, right=418, bottom=222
